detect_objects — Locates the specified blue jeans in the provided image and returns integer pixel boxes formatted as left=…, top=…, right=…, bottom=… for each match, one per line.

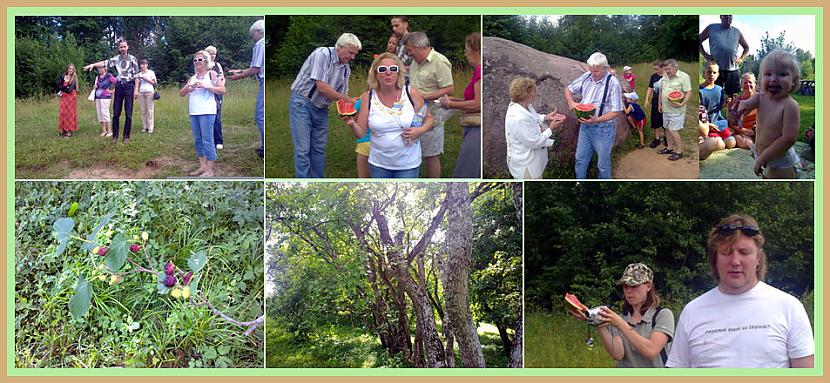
left=370, top=164, right=420, bottom=178
left=255, top=77, right=264, bottom=150
left=289, top=92, right=329, bottom=178
left=213, top=94, right=223, bottom=145
left=574, top=120, right=615, bottom=179
left=190, top=114, right=217, bottom=161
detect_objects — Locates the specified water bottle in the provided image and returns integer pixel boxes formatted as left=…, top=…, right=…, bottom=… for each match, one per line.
left=406, top=104, right=427, bottom=146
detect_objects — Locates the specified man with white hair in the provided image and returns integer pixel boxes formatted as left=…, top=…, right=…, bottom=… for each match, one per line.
left=288, top=33, right=361, bottom=178
left=228, top=19, right=265, bottom=158
left=564, top=52, right=623, bottom=179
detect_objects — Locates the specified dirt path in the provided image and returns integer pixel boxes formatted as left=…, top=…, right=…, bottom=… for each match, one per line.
left=614, top=146, right=699, bottom=179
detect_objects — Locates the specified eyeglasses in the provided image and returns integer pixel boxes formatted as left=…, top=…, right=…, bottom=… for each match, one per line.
left=193, top=58, right=205, bottom=63
left=376, top=65, right=399, bottom=74
left=716, top=224, right=761, bottom=237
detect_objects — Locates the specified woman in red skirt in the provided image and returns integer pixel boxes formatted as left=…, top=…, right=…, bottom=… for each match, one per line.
left=57, top=63, right=79, bottom=137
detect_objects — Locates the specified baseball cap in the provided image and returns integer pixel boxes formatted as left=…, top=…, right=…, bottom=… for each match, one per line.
left=623, top=65, right=632, bottom=71
left=623, top=91, right=639, bottom=101
left=618, top=263, right=653, bottom=286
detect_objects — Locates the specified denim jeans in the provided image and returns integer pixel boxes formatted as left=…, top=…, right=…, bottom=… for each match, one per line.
left=288, top=92, right=329, bottom=178
left=255, top=77, right=264, bottom=150
left=112, top=81, right=135, bottom=139
left=213, top=94, right=223, bottom=145
left=574, top=120, right=615, bottom=179
left=370, top=164, right=420, bottom=179
left=190, top=114, right=217, bottom=161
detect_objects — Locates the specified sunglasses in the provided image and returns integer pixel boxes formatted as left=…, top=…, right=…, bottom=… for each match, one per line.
left=376, top=65, right=399, bottom=74
left=716, top=224, right=761, bottom=237
left=193, top=58, right=205, bottom=63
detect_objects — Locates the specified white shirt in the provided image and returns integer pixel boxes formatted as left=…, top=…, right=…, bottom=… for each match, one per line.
left=367, top=88, right=421, bottom=170
left=187, top=71, right=217, bottom=116
left=505, top=102, right=554, bottom=179
left=137, top=70, right=156, bottom=93
left=667, top=282, right=814, bottom=368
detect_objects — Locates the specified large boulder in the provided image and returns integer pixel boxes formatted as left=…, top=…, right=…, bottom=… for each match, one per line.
left=483, top=37, right=630, bottom=178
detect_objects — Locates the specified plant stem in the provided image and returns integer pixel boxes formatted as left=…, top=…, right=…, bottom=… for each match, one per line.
left=193, top=296, right=264, bottom=336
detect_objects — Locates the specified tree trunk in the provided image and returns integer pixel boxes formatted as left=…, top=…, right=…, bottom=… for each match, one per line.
left=508, top=182, right=524, bottom=368
left=444, top=183, right=486, bottom=367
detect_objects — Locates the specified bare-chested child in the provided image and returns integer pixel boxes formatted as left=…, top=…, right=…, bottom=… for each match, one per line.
left=737, top=49, right=801, bottom=178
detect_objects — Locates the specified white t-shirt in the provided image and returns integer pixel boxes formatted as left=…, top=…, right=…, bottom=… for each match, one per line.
left=137, top=70, right=156, bottom=94
left=187, top=71, right=217, bottom=116
left=505, top=102, right=554, bottom=179
left=367, top=87, right=421, bottom=170
left=666, top=282, right=814, bottom=368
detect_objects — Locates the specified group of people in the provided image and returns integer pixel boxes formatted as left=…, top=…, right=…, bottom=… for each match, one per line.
left=571, top=214, right=814, bottom=368
left=699, top=15, right=802, bottom=179
left=56, top=19, right=266, bottom=177
left=505, top=53, right=692, bottom=179
left=288, top=16, right=481, bottom=178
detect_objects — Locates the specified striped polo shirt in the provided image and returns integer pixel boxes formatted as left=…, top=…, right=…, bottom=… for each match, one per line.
left=290, top=47, right=351, bottom=108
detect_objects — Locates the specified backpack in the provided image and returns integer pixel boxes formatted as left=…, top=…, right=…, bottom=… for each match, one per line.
left=650, top=307, right=671, bottom=365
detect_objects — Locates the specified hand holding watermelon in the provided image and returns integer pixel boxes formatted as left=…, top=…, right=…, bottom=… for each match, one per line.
left=667, top=90, right=685, bottom=106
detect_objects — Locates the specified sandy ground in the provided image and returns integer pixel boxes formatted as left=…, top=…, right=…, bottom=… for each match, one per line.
left=699, top=142, right=815, bottom=179
left=614, top=146, right=699, bottom=179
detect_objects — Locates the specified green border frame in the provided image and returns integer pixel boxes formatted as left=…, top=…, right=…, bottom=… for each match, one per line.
left=6, top=6, right=823, bottom=377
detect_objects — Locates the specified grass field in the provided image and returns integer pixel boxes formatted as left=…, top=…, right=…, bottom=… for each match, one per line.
left=525, top=311, right=615, bottom=368
left=265, top=69, right=470, bottom=178
left=265, top=319, right=510, bottom=368
left=15, top=80, right=264, bottom=179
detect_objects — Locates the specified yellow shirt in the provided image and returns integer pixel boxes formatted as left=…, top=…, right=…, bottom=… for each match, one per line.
left=409, top=48, right=453, bottom=95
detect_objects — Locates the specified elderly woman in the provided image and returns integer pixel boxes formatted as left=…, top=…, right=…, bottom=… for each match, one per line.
left=565, top=52, right=624, bottom=178
left=727, top=73, right=758, bottom=149
left=180, top=50, right=226, bottom=177
left=56, top=63, right=79, bottom=137
left=586, top=263, right=675, bottom=367
left=93, top=65, right=116, bottom=137
left=345, top=52, right=432, bottom=178
left=135, top=58, right=158, bottom=133
left=439, top=32, right=482, bottom=178
left=205, top=45, right=225, bottom=149
left=504, top=77, right=564, bottom=179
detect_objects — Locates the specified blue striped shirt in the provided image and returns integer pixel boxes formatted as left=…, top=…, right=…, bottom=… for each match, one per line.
left=251, top=38, right=264, bottom=80
left=290, top=47, right=351, bottom=108
left=568, top=71, right=624, bottom=119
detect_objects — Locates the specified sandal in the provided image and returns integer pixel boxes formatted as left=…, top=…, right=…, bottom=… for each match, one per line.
left=668, top=153, right=683, bottom=161
left=190, top=168, right=205, bottom=176
left=658, top=148, right=674, bottom=155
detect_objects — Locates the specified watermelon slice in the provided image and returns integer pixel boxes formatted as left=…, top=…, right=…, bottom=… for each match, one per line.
left=573, top=103, right=596, bottom=120
left=564, top=292, right=589, bottom=314
left=337, top=99, right=357, bottom=116
left=667, top=90, right=684, bottom=105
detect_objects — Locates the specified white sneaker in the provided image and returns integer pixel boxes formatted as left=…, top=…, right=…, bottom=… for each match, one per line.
left=216, top=144, right=223, bottom=150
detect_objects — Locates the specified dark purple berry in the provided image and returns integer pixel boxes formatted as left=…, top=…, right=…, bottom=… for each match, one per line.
left=182, top=271, right=193, bottom=286
left=130, top=244, right=141, bottom=253
left=164, top=261, right=175, bottom=275
left=164, top=274, right=177, bottom=288
left=98, top=246, right=109, bottom=256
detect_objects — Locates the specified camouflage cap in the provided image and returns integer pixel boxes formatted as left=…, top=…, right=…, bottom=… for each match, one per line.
left=618, top=263, right=654, bottom=286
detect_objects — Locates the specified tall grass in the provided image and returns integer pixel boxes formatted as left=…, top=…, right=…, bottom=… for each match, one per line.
left=525, top=310, right=615, bottom=368
left=14, top=80, right=264, bottom=179
left=265, top=69, right=471, bottom=178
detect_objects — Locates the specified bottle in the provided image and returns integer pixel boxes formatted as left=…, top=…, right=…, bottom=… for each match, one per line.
left=405, top=104, right=428, bottom=146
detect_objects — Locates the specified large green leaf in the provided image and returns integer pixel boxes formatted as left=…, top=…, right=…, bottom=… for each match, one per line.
left=54, top=218, right=75, bottom=257
left=188, top=251, right=207, bottom=274
left=188, top=275, right=201, bottom=295
left=68, top=276, right=91, bottom=320
left=81, top=212, right=114, bottom=251
left=106, top=235, right=129, bottom=272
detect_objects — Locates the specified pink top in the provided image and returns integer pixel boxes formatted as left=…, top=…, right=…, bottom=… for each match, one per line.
left=623, top=73, right=636, bottom=90
left=463, top=64, right=481, bottom=101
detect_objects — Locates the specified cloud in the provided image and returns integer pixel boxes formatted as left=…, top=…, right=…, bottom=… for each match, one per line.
left=700, top=15, right=816, bottom=55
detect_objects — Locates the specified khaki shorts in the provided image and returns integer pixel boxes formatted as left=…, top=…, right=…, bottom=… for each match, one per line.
left=420, top=121, right=445, bottom=157
left=355, top=141, right=370, bottom=157
left=663, top=112, right=685, bottom=131
left=95, top=98, right=112, bottom=123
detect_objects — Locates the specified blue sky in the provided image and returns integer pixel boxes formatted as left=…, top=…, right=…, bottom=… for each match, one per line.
left=699, top=15, right=816, bottom=56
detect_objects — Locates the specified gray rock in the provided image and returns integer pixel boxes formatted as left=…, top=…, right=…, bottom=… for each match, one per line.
left=483, top=37, right=630, bottom=178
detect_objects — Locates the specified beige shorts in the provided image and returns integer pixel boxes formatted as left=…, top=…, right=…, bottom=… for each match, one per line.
left=95, top=98, right=112, bottom=123
left=355, top=141, right=370, bottom=157
left=420, top=121, right=445, bottom=157
left=663, top=112, right=685, bottom=131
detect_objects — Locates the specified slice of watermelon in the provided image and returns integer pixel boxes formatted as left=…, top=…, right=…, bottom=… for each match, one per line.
left=573, top=103, right=596, bottom=120
left=564, top=292, right=589, bottom=313
left=337, top=99, right=357, bottom=116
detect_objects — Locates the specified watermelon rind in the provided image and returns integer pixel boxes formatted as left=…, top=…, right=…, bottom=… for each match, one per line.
left=573, top=103, right=596, bottom=120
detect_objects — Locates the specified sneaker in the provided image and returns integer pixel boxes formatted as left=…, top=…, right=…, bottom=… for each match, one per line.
left=106, top=132, right=113, bottom=137
left=216, top=144, right=224, bottom=150
left=649, top=138, right=660, bottom=148
left=112, top=137, right=118, bottom=144
left=122, top=138, right=129, bottom=145
left=658, top=148, right=674, bottom=155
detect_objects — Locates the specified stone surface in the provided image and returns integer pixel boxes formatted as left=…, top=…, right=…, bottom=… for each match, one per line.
left=482, top=37, right=630, bottom=178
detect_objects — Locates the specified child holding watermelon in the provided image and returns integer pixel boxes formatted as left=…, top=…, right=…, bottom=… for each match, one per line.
left=736, top=50, right=802, bottom=178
